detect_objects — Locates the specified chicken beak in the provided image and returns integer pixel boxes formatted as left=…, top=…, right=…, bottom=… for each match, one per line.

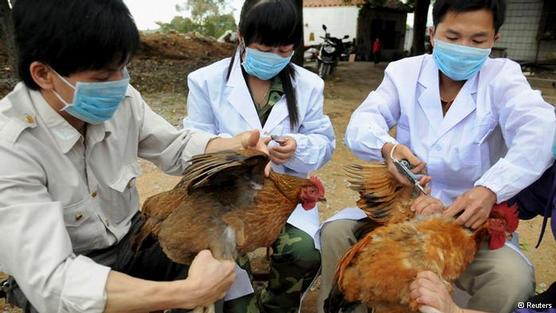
left=319, top=197, right=327, bottom=203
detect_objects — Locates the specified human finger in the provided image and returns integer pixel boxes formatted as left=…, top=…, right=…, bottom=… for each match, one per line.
left=443, top=198, right=466, bottom=218
left=241, top=130, right=260, bottom=149
left=411, top=195, right=428, bottom=212
left=269, top=149, right=292, bottom=161
left=270, top=140, right=296, bottom=154
left=455, top=206, right=476, bottom=226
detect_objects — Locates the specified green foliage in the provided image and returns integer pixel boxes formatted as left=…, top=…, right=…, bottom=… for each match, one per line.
left=203, top=14, right=236, bottom=38
left=178, top=0, right=228, bottom=24
left=156, top=16, right=196, bottom=33
left=157, top=0, right=236, bottom=38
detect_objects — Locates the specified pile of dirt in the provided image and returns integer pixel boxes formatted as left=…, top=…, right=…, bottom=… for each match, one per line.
left=0, top=32, right=236, bottom=97
left=130, top=32, right=235, bottom=94
left=137, top=32, right=235, bottom=61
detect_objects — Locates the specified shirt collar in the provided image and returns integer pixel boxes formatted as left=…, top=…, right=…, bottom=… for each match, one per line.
left=30, top=90, right=116, bottom=154
left=30, top=90, right=82, bottom=154
left=269, top=76, right=284, bottom=95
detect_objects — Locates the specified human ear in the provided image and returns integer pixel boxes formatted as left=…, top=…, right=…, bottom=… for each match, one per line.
left=428, top=27, right=436, bottom=47
left=30, top=62, right=55, bottom=90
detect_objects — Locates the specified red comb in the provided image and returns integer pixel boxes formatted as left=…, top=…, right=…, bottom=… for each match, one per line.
left=488, top=202, right=519, bottom=250
left=310, top=176, right=325, bottom=195
left=490, top=202, right=519, bottom=233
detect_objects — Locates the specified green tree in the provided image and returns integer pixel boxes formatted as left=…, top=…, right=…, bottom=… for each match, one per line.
left=179, top=0, right=227, bottom=24
left=203, top=13, right=236, bottom=38
left=157, top=0, right=236, bottom=38
left=156, top=16, right=198, bottom=33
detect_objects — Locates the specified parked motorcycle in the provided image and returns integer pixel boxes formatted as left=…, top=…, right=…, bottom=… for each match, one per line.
left=316, top=24, right=349, bottom=79
left=304, top=46, right=319, bottom=62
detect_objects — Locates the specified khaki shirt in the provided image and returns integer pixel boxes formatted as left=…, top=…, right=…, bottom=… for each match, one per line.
left=0, top=83, right=215, bottom=312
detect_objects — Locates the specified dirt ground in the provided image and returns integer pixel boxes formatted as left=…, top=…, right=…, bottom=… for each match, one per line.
left=1, top=33, right=556, bottom=312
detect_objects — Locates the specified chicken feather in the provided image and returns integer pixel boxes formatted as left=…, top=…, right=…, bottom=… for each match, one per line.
left=325, top=162, right=517, bottom=313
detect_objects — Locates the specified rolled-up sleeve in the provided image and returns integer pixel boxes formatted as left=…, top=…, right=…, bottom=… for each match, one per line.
left=136, top=94, right=216, bottom=175
left=0, top=143, right=111, bottom=313
left=475, top=60, right=556, bottom=202
left=283, top=79, right=335, bottom=173
left=345, top=68, right=400, bottom=161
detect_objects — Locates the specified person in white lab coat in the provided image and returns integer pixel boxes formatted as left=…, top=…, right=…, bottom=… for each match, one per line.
left=0, top=0, right=276, bottom=312
left=182, top=1, right=336, bottom=312
left=318, top=0, right=555, bottom=313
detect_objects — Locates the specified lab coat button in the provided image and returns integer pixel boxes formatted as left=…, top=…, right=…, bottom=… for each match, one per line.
left=434, top=144, right=442, bottom=151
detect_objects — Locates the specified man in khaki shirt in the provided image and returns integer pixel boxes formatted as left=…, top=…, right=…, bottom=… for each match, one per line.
left=0, top=0, right=269, bottom=312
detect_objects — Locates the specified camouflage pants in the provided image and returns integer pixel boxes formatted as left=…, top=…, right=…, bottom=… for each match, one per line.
left=224, top=224, right=321, bottom=313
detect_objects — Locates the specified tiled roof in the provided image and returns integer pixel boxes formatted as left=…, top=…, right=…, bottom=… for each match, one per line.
left=304, top=0, right=408, bottom=10
left=303, top=0, right=365, bottom=8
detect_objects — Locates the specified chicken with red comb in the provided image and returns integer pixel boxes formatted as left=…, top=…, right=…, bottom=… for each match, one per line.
left=487, top=202, right=519, bottom=250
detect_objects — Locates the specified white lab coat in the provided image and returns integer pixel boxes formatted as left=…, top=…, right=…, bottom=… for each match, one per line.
left=345, top=54, right=555, bottom=206
left=318, top=54, right=554, bottom=279
left=183, top=51, right=335, bottom=300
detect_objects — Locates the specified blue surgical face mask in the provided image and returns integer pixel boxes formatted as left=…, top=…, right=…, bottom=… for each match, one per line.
left=51, top=68, right=130, bottom=124
left=432, top=39, right=491, bottom=81
left=241, top=47, right=293, bottom=81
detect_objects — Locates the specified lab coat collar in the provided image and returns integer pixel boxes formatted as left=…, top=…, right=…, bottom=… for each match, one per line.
left=418, top=56, right=479, bottom=144
left=417, top=58, right=443, bottom=133
left=436, top=73, right=478, bottom=141
left=226, top=49, right=295, bottom=132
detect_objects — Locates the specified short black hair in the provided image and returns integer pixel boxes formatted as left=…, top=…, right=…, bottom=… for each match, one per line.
left=433, top=0, right=506, bottom=33
left=13, top=0, right=140, bottom=90
left=227, top=0, right=301, bottom=129
left=239, top=0, right=302, bottom=48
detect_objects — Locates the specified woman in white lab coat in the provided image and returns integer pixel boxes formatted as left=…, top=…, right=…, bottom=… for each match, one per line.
left=318, top=0, right=555, bottom=313
left=182, top=0, right=335, bottom=312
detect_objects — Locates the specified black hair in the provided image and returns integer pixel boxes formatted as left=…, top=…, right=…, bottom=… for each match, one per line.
left=226, top=0, right=301, bottom=128
left=13, top=0, right=140, bottom=90
left=433, top=0, right=506, bottom=33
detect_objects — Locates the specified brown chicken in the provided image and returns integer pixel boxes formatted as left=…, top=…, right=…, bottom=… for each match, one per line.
left=133, top=148, right=326, bottom=265
left=325, top=163, right=518, bottom=313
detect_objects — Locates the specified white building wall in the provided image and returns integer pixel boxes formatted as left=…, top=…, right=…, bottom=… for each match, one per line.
left=495, top=0, right=543, bottom=61
left=404, top=27, right=413, bottom=52
left=303, top=7, right=359, bottom=45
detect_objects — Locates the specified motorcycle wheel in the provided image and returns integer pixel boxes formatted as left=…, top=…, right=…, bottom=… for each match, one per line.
left=318, top=62, right=325, bottom=78
left=319, top=63, right=331, bottom=79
